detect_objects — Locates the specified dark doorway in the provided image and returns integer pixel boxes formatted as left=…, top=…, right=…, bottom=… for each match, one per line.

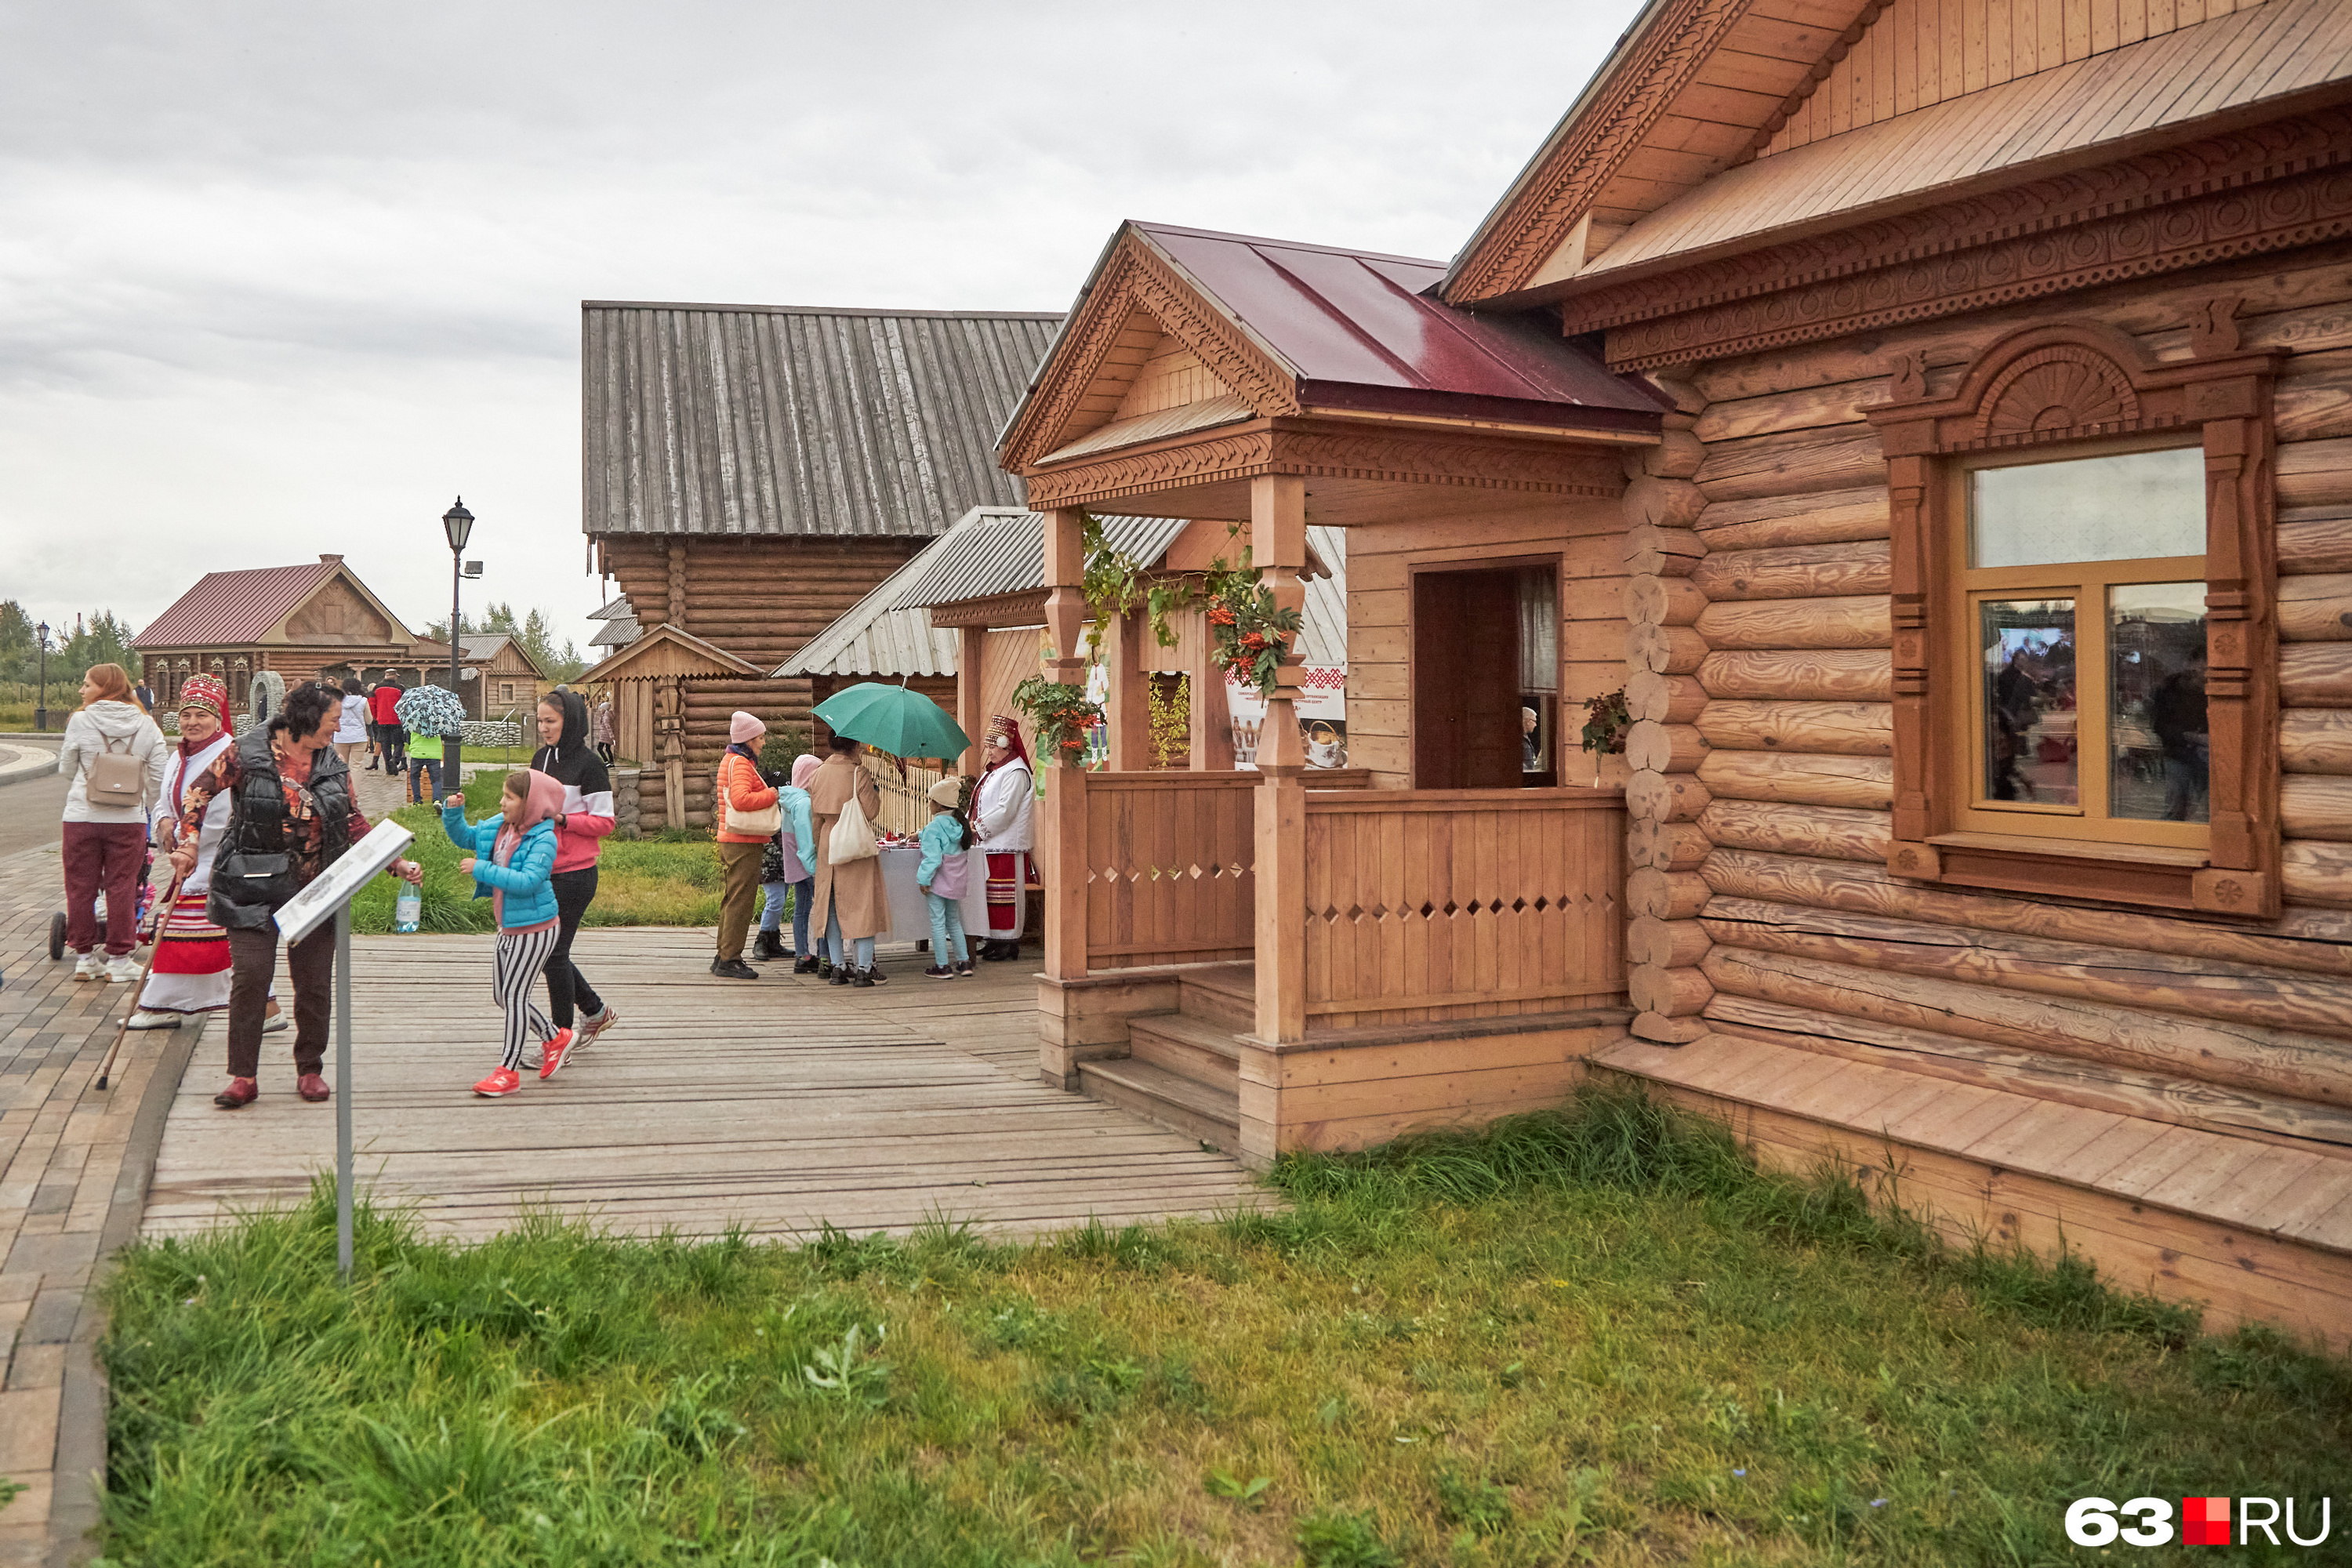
left=1413, top=564, right=1559, bottom=789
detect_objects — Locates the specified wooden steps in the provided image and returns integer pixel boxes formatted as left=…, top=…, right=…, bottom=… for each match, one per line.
left=1591, top=1029, right=2352, bottom=1350
left=1129, top=1012, right=1243, bottom=1085
left=1076, top=1058, right=1242, bottom=1152
left=1180, top=964, right=1255, bottom=1032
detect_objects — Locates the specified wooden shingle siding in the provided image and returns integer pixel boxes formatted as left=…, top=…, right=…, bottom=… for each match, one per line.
left=1763, top=0, right=2270, bottom=157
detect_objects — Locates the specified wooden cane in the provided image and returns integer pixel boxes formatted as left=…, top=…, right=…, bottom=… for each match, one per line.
left=95, top=867, right=183, bottom=1092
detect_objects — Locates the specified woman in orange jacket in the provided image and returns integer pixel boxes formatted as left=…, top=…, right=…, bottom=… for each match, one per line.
left=712, top=711, right=779, bottom=979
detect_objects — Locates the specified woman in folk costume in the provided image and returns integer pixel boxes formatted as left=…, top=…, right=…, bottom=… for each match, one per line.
left=805, top=735, right=890, bottom=987
left=971, top=713, right=1035, bottom=961
left=125, top=675, right=282, bottom=1034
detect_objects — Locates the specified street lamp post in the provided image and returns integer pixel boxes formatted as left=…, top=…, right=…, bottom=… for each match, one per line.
left=442, top=499, right=474, bottom=800
left=33, top=622, right=50, bottom=732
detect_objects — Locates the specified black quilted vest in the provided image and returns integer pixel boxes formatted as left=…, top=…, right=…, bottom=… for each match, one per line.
left=206, top=729, right=356, bottom=930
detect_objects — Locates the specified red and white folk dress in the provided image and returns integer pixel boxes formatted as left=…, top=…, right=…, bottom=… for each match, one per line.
left=137, top=731, right=239, bottom=1016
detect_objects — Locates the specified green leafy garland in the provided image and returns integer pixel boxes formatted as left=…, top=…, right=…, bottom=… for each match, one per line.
left=1201, top=533, right=1303, bottom=699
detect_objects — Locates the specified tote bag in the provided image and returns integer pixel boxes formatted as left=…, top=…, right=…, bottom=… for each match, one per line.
left=827, top=791, right=879, bottom=863
left=720, top=771, right=783, bottom=837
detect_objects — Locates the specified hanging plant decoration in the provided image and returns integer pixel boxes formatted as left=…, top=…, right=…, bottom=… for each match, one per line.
left=1202, top=540, right=1304, bottom=699
left=1011, top=673, right=1105, bottom=770
left=1579, top=688, right=1632, bottom=786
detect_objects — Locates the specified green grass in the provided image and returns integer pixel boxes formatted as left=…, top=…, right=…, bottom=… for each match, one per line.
left=350, top=768, right=724, bottom=935
left=96, top=1089, right=2350, bottom=1566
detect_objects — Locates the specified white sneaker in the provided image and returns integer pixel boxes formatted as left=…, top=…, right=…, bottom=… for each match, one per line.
left=125, top=1009, right=183, bottom=1030
left=73, top=953, right=101, bottom=981
left=105, top=955, right=140, bottom=983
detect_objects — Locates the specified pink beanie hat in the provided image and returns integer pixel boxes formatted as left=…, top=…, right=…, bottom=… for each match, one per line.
left=729, top=710, right=765, bottom=745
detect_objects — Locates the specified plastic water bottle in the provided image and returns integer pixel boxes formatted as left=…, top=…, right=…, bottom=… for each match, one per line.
left=394, top=884, right=422, bottom=934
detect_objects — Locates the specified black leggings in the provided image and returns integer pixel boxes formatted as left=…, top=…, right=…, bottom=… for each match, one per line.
left=543, top=867, right=607, bottom=1029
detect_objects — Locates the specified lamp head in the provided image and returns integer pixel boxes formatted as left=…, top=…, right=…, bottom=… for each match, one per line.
left=34, top=621, right=47, bottom=643
left=441, top=497, right=475, bottom=554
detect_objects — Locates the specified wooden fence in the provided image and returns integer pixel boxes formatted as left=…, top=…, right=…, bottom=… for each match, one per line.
left=1078, top=771, right=1258, bottom=971
left=1301, top=789, right=1625, bottom=1029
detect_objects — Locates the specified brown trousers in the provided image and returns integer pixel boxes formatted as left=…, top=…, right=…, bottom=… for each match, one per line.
left=226, top=924, right=333, bottom=1078
left=716, top=839, right=764, bottom=961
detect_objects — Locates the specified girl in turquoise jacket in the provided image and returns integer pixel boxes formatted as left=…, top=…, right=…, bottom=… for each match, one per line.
left=443, top=769, right=571, bottom=1097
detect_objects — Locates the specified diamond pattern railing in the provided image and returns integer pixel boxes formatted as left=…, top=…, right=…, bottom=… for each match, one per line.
left=1083, top=772, right=1258, bottom=969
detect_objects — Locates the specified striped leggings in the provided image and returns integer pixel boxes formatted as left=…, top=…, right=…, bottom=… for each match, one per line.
left=492, top=924, right=561, bottom=1073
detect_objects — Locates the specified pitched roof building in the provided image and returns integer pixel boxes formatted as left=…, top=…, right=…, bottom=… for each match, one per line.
left=579, top=301, right=1063, bottom=822
left=133, top=554, right=430, bottom=710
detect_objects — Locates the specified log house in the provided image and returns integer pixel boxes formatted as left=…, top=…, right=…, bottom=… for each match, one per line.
left=1432, top=0, right=2352, bottom=1345
left=582, top=301, right=1060, bottom=822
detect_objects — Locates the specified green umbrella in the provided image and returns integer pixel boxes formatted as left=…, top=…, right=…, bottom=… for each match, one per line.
left=812, top=681, right=971, bottom=760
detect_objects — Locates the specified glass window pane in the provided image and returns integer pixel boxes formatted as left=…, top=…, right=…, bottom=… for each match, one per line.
left=2109, top=583, right=2208, bottom=823
left=1980, top=599, right=2078, bottom=808
left=1972, top=448, right=2205, bottom=568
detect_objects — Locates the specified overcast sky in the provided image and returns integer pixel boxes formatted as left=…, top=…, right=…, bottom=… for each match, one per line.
left=1, top=1, right=1642, bottom=657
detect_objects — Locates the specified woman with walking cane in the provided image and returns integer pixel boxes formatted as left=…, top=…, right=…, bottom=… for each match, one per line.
left=171, top=683, right=424, bottom=1109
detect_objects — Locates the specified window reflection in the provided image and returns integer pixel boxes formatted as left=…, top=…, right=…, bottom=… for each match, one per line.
left=1980, top=599, right=2078, bottom=807
left=2108, top=583, right=2208, bottom=822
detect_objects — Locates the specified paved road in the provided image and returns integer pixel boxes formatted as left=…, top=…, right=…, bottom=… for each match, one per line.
left=0, top=747, right=68, bottom=863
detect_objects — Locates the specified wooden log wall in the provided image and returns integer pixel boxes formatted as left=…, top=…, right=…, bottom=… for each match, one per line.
left=601, top=531, right=927, bottom=742
left=1623, top=409, right=1717, bottom=1043
left=1655, top=239, right=2352, bottom=1121
left=1345, top=500, right=1630, bottom=789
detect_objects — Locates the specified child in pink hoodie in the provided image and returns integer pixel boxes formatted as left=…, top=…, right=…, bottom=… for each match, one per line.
left=443, top=769, right=572, bottom=1097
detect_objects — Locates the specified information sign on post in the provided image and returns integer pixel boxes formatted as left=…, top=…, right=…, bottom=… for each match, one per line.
left=274, top=818, right=416, bottom=1280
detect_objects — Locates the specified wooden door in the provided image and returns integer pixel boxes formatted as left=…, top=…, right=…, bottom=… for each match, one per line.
left=1413, top=568, right=1520, bottom=789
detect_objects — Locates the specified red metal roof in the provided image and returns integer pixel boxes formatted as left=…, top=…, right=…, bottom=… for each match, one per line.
left=133, top=561, right=339, bottom=649
left=1132, top=222, right=1668, bottom=429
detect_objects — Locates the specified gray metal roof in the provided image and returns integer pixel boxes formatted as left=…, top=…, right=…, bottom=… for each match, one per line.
left=774, top=542, right=963, bottom=680
left=583, top=302, right=1062, bottom=538
left=589, top=612, right=641, bottom=651
left=897, top=510, right=1188, bottom=611
left=781, top=506, right=1348, bottom=677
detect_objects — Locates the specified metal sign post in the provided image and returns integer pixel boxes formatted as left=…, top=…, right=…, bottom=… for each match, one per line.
left=274, top=818, right=416, bottom=1283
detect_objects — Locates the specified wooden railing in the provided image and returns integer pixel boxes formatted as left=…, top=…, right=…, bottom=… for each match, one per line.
left=1301, top=789, right=1625, bottom=1028
left=1072, top=771, right=1258, bottom=971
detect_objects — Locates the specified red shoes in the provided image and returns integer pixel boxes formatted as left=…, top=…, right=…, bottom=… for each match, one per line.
left=297, top=1073, right=331, bottom=1102
left=538, top=1029, right=576, bottom=1081
left=212, top=1077, right=258, bottom=1110
left=473, top=1067, right=522, bottom=1098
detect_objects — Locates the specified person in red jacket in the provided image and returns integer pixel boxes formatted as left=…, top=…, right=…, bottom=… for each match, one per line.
left=713, top=710, right=779, bottom=980
left=366, top=678, right=406, bottom=773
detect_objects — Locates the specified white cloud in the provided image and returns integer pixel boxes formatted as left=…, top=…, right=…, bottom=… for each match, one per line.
left=0, top=0, right=1639, bottom=650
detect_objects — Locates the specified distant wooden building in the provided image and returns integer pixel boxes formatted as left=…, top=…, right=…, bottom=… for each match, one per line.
left=580, top=301, right=1060, bottom=825
left=459, top=633, right=553, bottom=720
left=134, top=554, right=434, bottom=710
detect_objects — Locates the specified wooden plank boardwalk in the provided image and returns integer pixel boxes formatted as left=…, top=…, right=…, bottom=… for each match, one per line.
left=140, top=927, right=1272, bottom=1243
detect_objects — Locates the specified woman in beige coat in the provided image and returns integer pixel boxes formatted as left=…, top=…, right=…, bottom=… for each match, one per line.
left=806, top=736, right=890, bottom=986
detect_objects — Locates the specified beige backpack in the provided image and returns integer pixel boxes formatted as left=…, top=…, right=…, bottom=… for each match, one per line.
left=83, top=732, right=147, bottom=811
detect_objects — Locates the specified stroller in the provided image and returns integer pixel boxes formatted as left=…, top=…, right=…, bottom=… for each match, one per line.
left=46, top=841, right=158, bottom=960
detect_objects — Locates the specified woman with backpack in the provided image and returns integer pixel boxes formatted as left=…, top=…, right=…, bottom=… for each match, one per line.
left=57, top=662, right=168, bottom=982
left=169, top=682, right=422, bottom=1108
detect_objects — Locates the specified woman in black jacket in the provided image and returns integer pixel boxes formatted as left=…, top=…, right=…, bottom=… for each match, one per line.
left=529, top=688, right=619, bottom=1051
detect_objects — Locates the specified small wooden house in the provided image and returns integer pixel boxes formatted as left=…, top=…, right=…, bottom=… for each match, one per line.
left=135, top=554, right=430, bottom=710
left=1010, top=0, right=2352, bottom=1346
left=459, top=633, right=552, bottom=720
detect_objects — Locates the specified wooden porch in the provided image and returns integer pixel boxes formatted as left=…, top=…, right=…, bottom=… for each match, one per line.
left=1035, top=768, right=1630, bottom=1164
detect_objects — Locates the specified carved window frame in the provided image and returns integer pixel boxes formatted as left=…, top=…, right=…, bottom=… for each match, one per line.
left=1869, top=321, right=2281, bottom=917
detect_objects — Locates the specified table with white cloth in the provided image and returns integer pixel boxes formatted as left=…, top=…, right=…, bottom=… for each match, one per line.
left=877, top=844, right=989, bottom=945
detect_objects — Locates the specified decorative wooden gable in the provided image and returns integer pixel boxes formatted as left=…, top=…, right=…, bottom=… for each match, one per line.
left=998, top=228, right=1293, bottom=476
left=587, top=622, right=762, bottom=683
left=276, top=567, right=409, bottom=646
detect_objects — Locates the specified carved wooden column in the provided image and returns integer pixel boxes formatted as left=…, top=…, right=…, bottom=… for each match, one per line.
left=655, top=675, right=687, bottom=831
left=1620, top=399, right=1715, bottom=1046
left=1038, top=507, right=1091, bottom=982
left=1188, top=612, right=1235, bottom=771
left=1104, top=609, right=1152, bottom=771
left=957, top=625, right=988, bottom=777
left=1250, top=476, right=1308, bottom=1047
